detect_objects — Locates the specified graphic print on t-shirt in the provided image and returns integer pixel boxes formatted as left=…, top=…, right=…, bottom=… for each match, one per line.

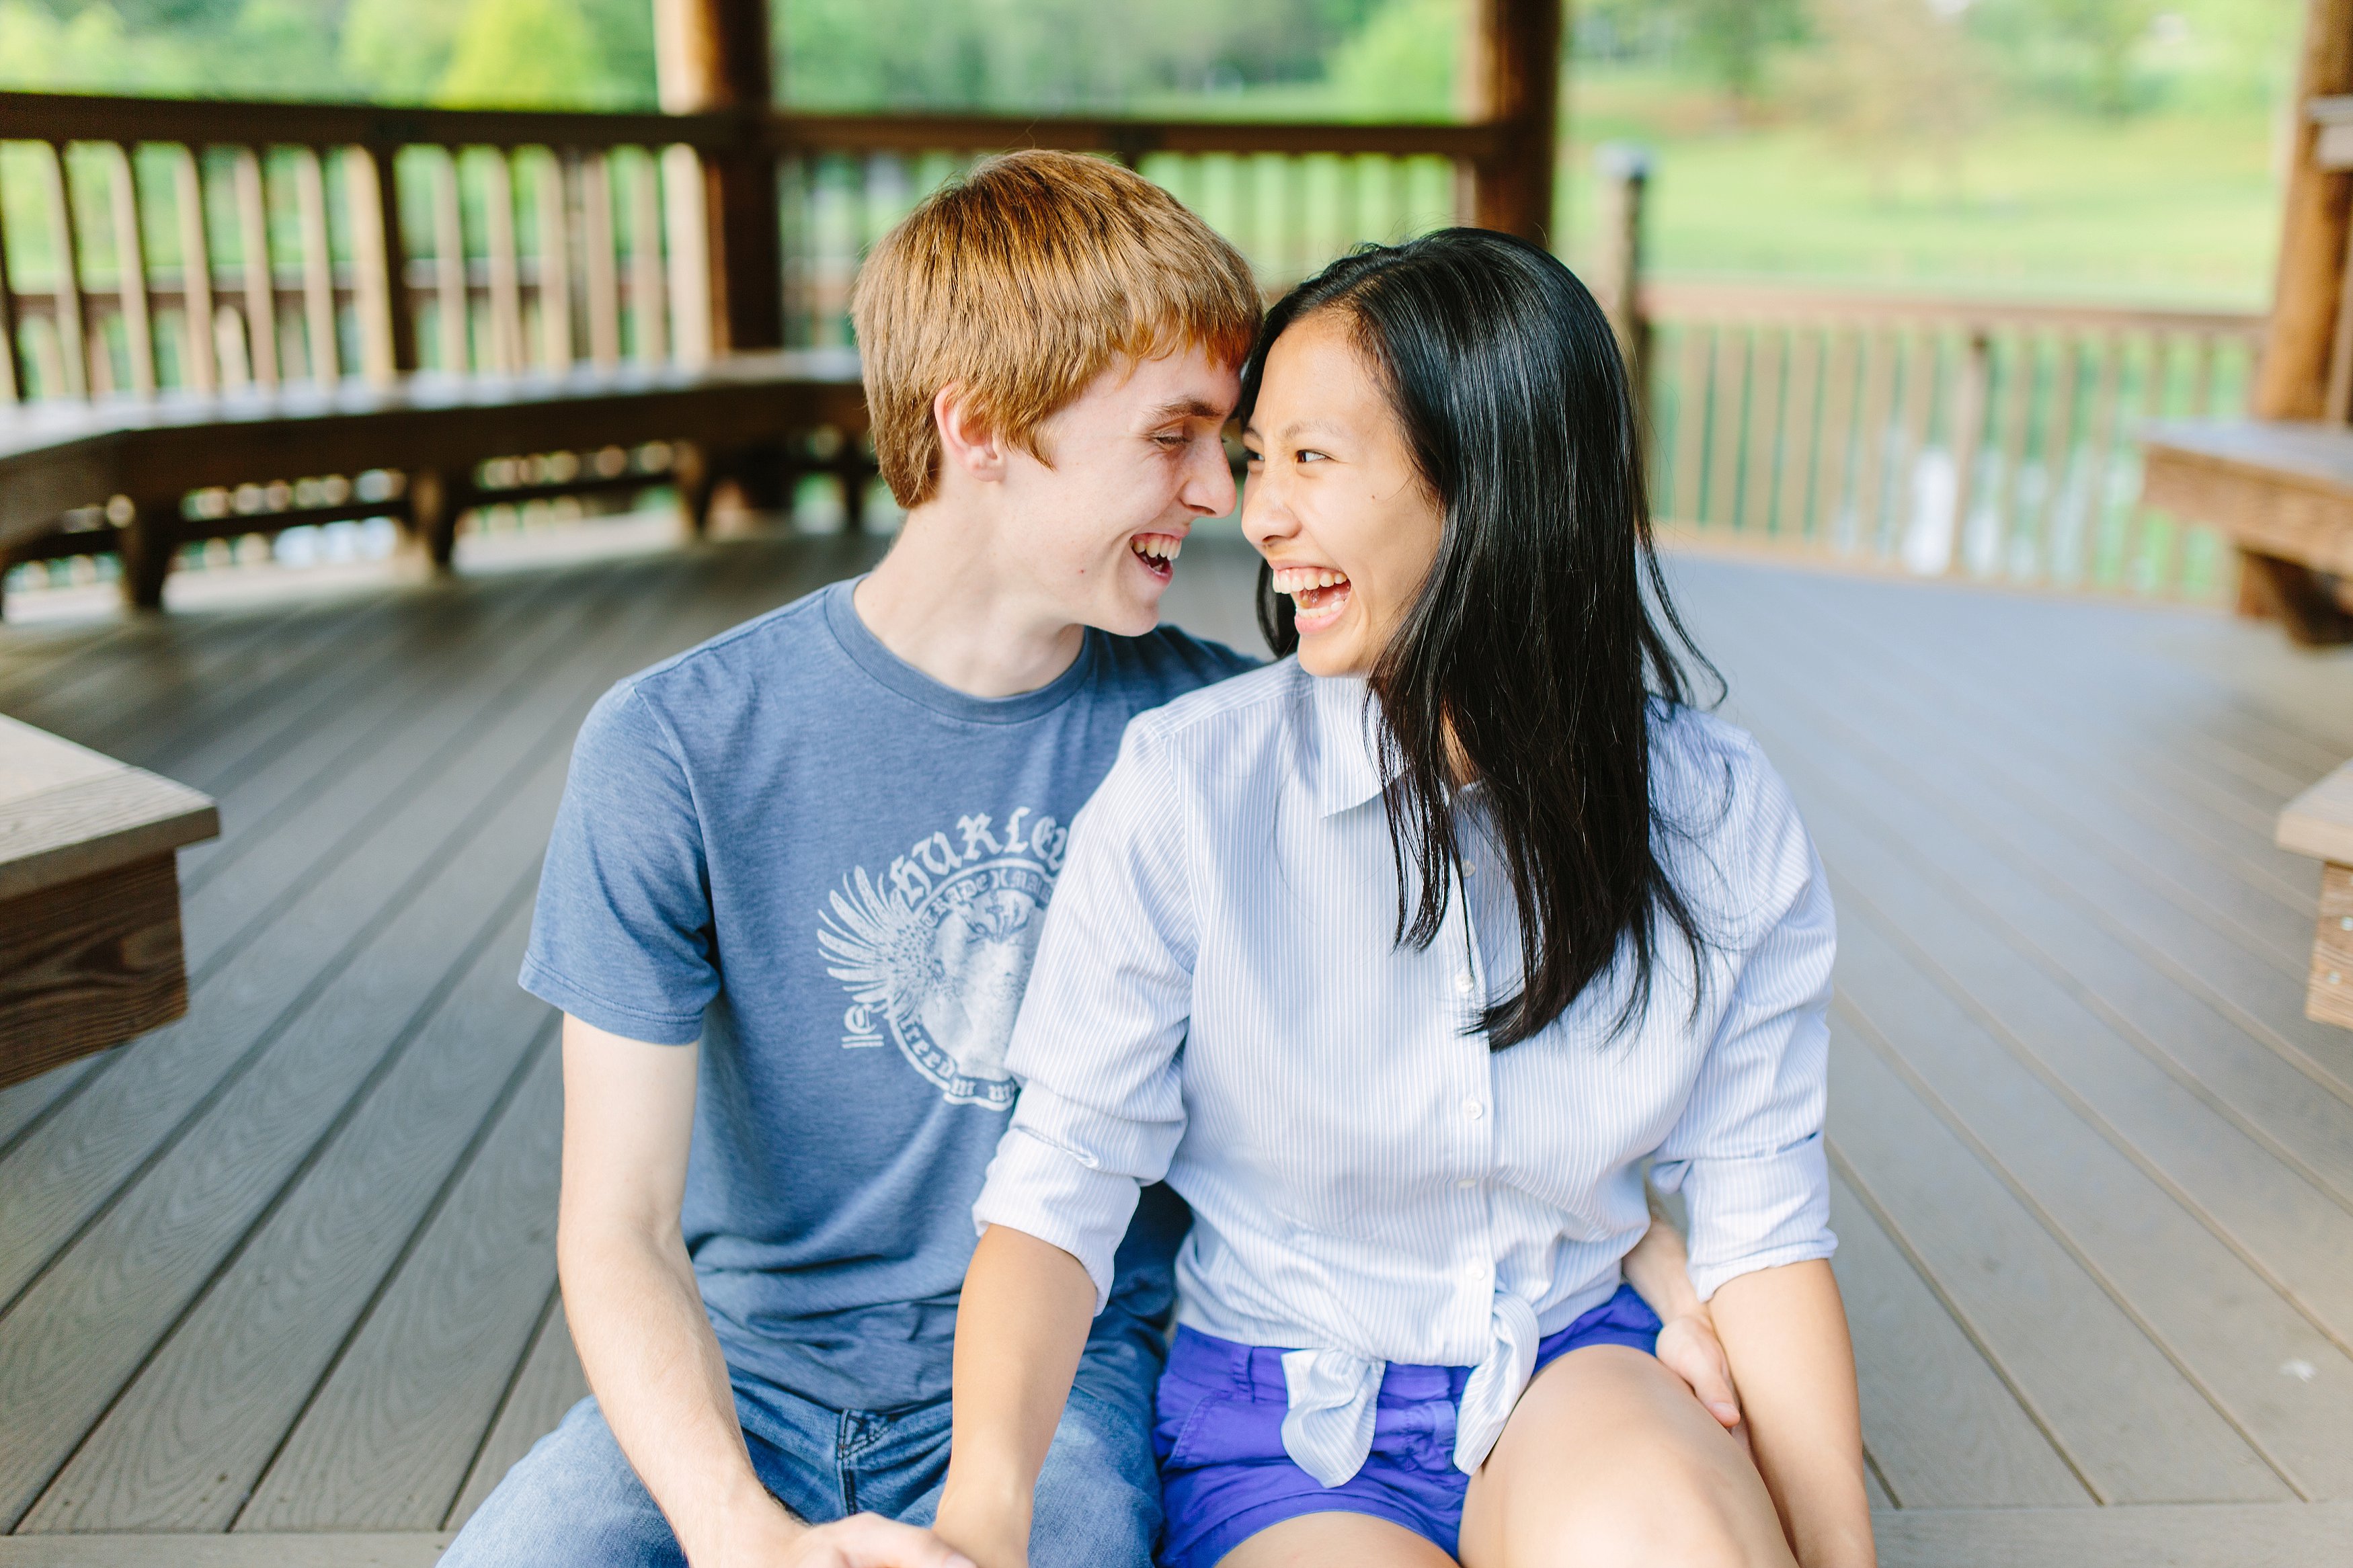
left=819, top=807, right=1072, bottom=1110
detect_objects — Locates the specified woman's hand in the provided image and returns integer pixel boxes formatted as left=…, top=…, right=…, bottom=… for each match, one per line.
left=1654, top=1307, right=1745, bottom=1435
left=930, top=1485, right=1031, bottom=1568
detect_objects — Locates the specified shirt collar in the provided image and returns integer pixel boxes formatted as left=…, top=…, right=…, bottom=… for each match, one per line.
left=1306, top=670, right=1392, bottom=818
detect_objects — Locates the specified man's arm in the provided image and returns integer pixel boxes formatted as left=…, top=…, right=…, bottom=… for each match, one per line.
left=559, top=1016, right=972, bottom=1568
left=1710, top=1260, right=1876, bottom=1568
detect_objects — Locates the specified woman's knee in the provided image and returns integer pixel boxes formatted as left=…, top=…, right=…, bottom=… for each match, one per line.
left=1530, top=1445, right=1788, bottom=1568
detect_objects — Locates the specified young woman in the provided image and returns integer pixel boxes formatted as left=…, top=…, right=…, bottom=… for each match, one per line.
left=932, top=231, right=1872, bottom=1568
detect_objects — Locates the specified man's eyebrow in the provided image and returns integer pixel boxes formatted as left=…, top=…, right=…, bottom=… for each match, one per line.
left=1148, top=397, right=1228, bottom=421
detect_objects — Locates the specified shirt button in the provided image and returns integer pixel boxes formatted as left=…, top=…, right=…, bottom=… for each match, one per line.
left=1464, top=1098, right=1486, bottom=1120
left=1455, top=971, right=1475, bottom=995
left=1456, top=1176, right=1476, bottom=1189
left=1465, top=1262, right=1486, bottom=1282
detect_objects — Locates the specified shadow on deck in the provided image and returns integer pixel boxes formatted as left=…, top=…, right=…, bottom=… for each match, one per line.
left=0, top=530, right=2348, bottom=1566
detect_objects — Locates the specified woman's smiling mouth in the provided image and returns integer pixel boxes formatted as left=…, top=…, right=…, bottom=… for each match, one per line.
left=1270, top=565, right=1352, bottom=633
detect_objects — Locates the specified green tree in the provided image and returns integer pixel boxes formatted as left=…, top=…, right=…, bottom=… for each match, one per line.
left=1677, top=0, right=1806, bottom=112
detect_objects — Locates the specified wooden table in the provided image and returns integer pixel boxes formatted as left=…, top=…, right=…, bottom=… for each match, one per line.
left=0, top=715, right=218, bottom=1087
left=2141, top=418, right=2353, bottom=644
left=2279, top=759, right=2353, bottom=1029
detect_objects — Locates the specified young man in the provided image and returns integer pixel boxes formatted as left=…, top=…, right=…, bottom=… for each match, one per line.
left=440, top=151, right=1263, bottom=1568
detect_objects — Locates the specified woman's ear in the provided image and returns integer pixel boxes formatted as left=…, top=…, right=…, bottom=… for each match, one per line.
left=933, top=383, right=1010, bottom=487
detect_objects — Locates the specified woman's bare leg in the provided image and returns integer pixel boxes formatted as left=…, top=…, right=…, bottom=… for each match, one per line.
left=1218, top=1510, right=1458, bottom=1568
left=1459, top=1346, right=1794, bottom=1568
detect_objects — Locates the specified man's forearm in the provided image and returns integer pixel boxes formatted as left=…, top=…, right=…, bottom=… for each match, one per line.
left=933, top=1226, right=1099, bottom=1568
left=561, top=1224, right=785, bottom=1562
left=1709, top=1260, right=1876, bottom=1568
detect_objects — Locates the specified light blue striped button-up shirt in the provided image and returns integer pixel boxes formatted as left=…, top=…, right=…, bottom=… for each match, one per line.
left=975, top=658, right=1837, bottom=1487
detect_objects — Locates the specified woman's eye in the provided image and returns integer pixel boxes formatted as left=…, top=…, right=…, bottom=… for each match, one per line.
left=1242, top=448, right=1265, bottom=466
left=1298, top=448, right=1328, bottom=464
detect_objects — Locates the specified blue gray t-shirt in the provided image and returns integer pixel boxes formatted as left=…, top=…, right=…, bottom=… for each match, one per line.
left=522, top=577, right=1254, bottom=1411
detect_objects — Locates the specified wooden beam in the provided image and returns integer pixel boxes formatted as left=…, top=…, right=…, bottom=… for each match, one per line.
left=2254, top=0, right=2353, bottom=421
left=655, top=0, right=781, bottom=355
left=1462, top=0, right=1562, bottom=244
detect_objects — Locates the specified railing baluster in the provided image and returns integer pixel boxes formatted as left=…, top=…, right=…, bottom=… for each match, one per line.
left=102, top=143, right=157, bottom=397
left=628, top=151, right=666, bottom=364
left=535, top=153, right=572, bottom=370
left=38, top=142, right=89, bottom=398
left=1667, top=323, right=1710, bottom=524
left=482, top=151, right=524, bottom=374
left=1812, top=328, right=1858, bottom=544
left=1704, top=324, right=1746, bottom=529
left=661, top=141, right=711, bottom=366
left=291, top=145, right=338, bottom=383
left=1847, top=329, right=1898, bottom=555
left=430, top=150, right=468, bottom=373
left=1776, top=325, right=1820, bottom=540
left=2033, top=333, right=2084, bottom=581
left=1946, top=328, right=1993, bottom=575
left=1892, top=329, right=1937, bottom=562
left=0, top=149, right=26, bottom=402
left=1991, top=332, right=2036, bottom=575
left=1743, top=324, right=1786, bottom=535
left=231, top=145, right=277, bottom=388
left=344, top=144, right=413, bottom=384
left=581, top=151, right=620, bottom=368
left=171, top=145, right=216, bottom=394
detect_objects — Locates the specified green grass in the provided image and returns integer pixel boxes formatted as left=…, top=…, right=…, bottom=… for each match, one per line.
left=1558, top=72, right=2283, bottom=308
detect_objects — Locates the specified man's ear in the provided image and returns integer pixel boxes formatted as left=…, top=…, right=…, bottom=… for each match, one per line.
left=934, top=383, right=1010, bottom=487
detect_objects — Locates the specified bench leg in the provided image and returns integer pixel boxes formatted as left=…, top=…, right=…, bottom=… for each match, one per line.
left=673, top=442, right=715, bottom=538
left=407, top=469, right=464, bottom=573
left=117, top=497, right=178, bottom=612
left=2313, top=863, right=2353, bottom=1030
left=2237, top=551, right=2353, bottom=647
left=839, top=466, right=867, bottom=533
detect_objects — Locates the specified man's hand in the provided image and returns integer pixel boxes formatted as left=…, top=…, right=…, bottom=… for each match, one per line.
left=1655, top=1308, right=1745, bottom=1434
left=774, top=1513, right=978, bottom=1568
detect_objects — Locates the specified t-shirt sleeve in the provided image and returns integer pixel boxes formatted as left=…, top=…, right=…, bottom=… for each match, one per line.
left=519, top=682, right=716, bottom=1044
left=974, top=718, right=1197, bottom=1311
left=1649, top=739, right=1838, bottom=1301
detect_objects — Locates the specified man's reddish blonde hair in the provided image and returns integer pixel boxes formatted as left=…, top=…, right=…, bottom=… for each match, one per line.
left=851, top=149, right=1261, bottom=508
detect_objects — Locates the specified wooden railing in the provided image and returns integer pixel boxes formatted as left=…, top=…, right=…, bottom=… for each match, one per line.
left=0, top=91, right=1501, bottom=406
left=1640, top=284, right=2265, bottom=602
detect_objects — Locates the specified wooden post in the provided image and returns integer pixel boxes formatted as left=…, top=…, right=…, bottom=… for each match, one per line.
left=1595, top=143, right=1652, bottom=433
left=1462, top=0, right=1562, bottom=244
left=2256, top=0, right=2353, bottom=421
left=655, top=0, right=782, bottom=354
left=2242, top=0, right=2353, bottom=618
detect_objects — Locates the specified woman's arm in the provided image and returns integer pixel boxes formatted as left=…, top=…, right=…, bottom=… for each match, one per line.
left=1709, top=1260, right=1874, bottom=1568
left=932, top=1227, right=1100, bottom=1568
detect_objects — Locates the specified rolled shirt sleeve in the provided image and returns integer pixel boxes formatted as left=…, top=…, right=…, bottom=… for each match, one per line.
left=976, top=720, right=1197, bottom=1310
left=1650, top=747, right=1839, bottom=1302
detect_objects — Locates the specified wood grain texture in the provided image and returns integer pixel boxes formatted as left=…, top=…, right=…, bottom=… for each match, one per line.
left=0, top=1534, right=448, bottom=1567
left=0, top=564, right=753, bottom=1528
left=19, top=908, right=553, bottom=1531
left=1827, top=1169, right=2090, bottom=1509
left=2251, top=0, right=2353, bottom=420
left=445, top=1293, right=590, bottom=1531
left=237, top=1040, right=565, bottom=1530
left=0, top=854, right=187, bottom=1089
left=0, top=715, right=216, bottom=901
left=1872, top=1501, right=2353, bottom=1568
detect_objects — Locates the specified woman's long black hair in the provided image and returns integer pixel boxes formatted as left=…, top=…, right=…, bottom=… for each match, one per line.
left=1244, top=229, right=1720, bottom=1048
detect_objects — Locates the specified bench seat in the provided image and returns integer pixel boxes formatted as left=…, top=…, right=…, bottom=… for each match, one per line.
left=2140, top=418, right=2353, bottom=643
left=0, top=349, right=869, bottom=608
left=0, top=715, right=218, bottom=1087
left=2279, top=760, right=2353, bottom=1031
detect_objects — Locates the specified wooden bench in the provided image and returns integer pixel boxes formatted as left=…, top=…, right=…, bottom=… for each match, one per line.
left=0, top=715, right=218, bottom=1088
left=2139, top=419, right=2353, bottom=645
left=0, top=349, right=869, bottom=612
left=2279, top=759, right=2353, bottom=1030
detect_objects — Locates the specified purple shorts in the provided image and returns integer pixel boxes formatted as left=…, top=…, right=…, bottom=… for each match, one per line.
left=1152, top=1285, right=1661, bottom=1568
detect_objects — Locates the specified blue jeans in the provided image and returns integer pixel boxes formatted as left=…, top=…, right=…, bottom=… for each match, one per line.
left=443, top=1337, right=1163, bottom=1567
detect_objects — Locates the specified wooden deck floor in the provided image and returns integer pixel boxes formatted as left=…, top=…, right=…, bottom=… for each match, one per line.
left=0, top=530, right=2348, bottom=1565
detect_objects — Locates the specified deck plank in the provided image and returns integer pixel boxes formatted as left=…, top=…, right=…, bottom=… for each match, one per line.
left=445, top=1294, right=589, bottom=1532
left=1828, top=1169, right=2091, bottom=1509
left=0, top=560, right=772, bottom=1526
left=0, top=562, right=670, bottom=1320
left=1826, top=1028, right=2288, bottom=1502
left=238, top=1042, right=565, bottom=1530
left=20, top=907, right=554, bottom=1531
